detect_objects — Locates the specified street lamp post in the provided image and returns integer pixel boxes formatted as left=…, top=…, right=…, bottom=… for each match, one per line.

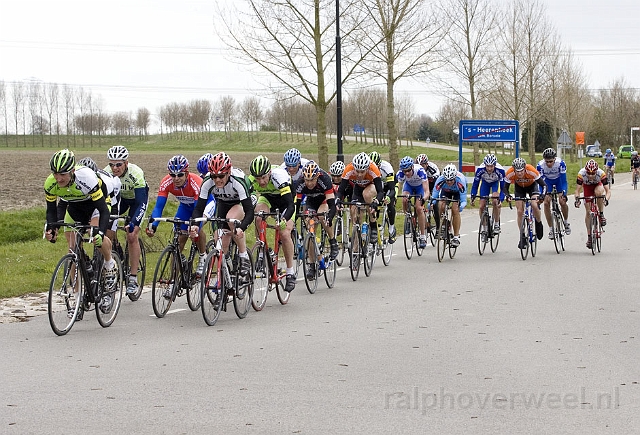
left=335, top=0, right=344, bottom=163
left=631, top=127, right=640, bottom=150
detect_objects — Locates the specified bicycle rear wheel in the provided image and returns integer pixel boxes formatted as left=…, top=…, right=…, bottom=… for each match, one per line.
left=590, top=213, right=598, bottom=255
left=436, top=216, right=447, bottom=262
left=426, top=210, right=436, bottom=247
left=634, top=173, right=638, bottom=190
left=381, top=213, right=393, bottom=266
left=233, top=251, right=253, bottom=319
left=186, top=245, right=202, bottom=311
left=275, top=245, right=290, bottom=304
left=490, top=215, right=500, bottom=253
left=303, top=233, right=319, bottom=294
left=200, top=250, right=223, bottom=326
left=334, top=213, right=346, bottom=266
left=48, top=254, right=83, bottom=336
left=530, top=219, right=537, bottom=257
left=349, top=225, right=361, bottom=281
left=250, top=244, right=269, bottom=311
left=478, top=212, right=489, bottom=255
left=126, top=238, right=146, bottom=302
left=291, top=226, right=302, bottom=277
left=151, top=246, right=177, bottom=318
left=403, top=213, right=414, bottom=260
left=95, top=251, right=124, bottom=328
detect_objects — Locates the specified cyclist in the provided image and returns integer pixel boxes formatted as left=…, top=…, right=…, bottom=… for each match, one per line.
left=335, top=152, right=385, bottom=242
left=190, top=152, right=254, bottom=282
left=330, top=160, right=352, bottom=200
left=573, top=159, right=611, bottom=249
left=44, top=149, right=117, bottom=313
left=397, top=155, right=430, bottom=248
left=470, top=154, right=506, bottom=235
left=369, top=151, right=397, bottom=242
left=281, top=148, right=310, bottom=188
left=196, top=153, right=217, bottom=224
left=630, top=151, right=640, bottom=181
left=503, top=157, right=546, bottom=249
left=295, top=161, right=339, bottom=279
left=415, top=153, right=440, bottom=193
left=105, top=145, right=149, bottom=295
left=431, top=164, right=467, bottom=248
left=536, top=147, right=571, bottom=239
left=603, top=148, right=616, bottom=184
left=250, top=155, right=298, bottom=292
left=146, top=155, right=208, bottom=277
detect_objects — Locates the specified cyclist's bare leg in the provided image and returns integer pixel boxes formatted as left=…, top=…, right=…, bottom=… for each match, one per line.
left=583, top=201, right=592, bottom=233
left=451, top=203, right=461, bottom=236
left=280, top=219, right=294, bottom=269
left=515, top=200, right=525, bottom=230
left=559, top=193, right=569, bottom=220
left=126, top=226, right=141, bottom=273
left=416, top=200, right=426, bottom=236
left=89, top=215, right=113, bottom=263
left=478, top=198, right=487, bottom=220
left=227, top=203, right=247, bottom=254
left=543, top=194, right=553, bottom=226
left=491, top=194, right=501, bottom=224
left=317, top=203, right=334, bottom=240
left=594, top=185, right=606, bottom=213
left=531, top=194, right=543, bottom=222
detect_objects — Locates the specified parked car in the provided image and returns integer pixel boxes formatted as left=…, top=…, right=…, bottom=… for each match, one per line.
left=618, top=145, right=635, bottom=158
left=585, top=145, right=602, bottom=158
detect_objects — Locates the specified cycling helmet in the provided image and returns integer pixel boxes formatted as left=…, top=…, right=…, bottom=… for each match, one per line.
left=585, top=159, right=599, bottom=173
left=250, top=155, right=271, bottom=177
left=283, top=148, right=302, bottom=167
left=50, top=149, right=76, bottom=173
left=78, top=157, right=98, bottom=172
left=483, top=154, right=497, bottom=166
left=605, top=148, right=611, bottom=154
left=208, top=152, right=232, bottom=174
left=542, top=148, right=557, bottom=159
left=352, top=152, right=371, bottom=171
left=302, top=161, right=320, bottom=179
left=415, top=153, right=428, bottom=165
left=197, top=153, right=214, bottom=175
left=107, top=145, right=129, bottom=161
left=369, top=151, right=382, bottom=167
left=329, top=161, right=345, bottom=176
left=167, top=155, right=189, bottom=173
left=442, top=164, right=457, bottom=180
left=512, top=157, right=526, bottom=171
left=399, top=156, right=414, bottom=171
left=633, top=151, right=638, bottom=157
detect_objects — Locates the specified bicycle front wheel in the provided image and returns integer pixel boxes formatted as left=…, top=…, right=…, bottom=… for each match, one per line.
left=186, top=246, right=202, bottom=312
left=478, top=212, right=489, bottom=255
left=200, top=250, right=223, bottom=326
left=381, top=213, right=393, bottom=266
left=490, top=216, right=500, bottom=253
left=403, top=213, right=414, bottom=260
left=334, top=213, right=346, bottom=266
left=530, top=219, right=537, bottom=257
left=250, top=244, right=269, bottom=311
left=551, top=212, right=562, bottom=254
left=95, top=251, right=124, bottom=328
left=426, top=211, right=436, bottom=247
left=275, top=246, right=290, bottom=305
left=437, top=218, right=447, bottom=262
left=302, top=233, right=319, bottom=294
left=520, top=218, right=530, bottom=261
left=349, top=225, right=361, bottom=281
left=126, top=238, right=146, bottom=302
left=48, top=254, right=84, bottom=336
left=233, top=251, right=253, bottom=319
left=151, top=246, right=177, bottom=318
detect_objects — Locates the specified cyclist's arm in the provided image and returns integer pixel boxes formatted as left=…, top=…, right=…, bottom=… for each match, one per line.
left=238, top=196, right=255, bottom=231
left=280, top=190, right=296, bottom=222
left=129, top=186, right=149, bottom=228
left=535, top=177, right=547, bottom=195
left=326, top=196, right=337, bottom=222
left=373, top=177, right=385, bottom=203
left=336, top=178, right=349, bottom=202
left=559, top=172, right=568, bottom=196
left=150, top=196, right=168, bottom=231
left=45, top=199, right=59, bottom=229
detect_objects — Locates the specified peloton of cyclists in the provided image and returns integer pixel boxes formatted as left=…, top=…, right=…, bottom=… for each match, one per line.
left=431, top=164, right=467, bottom=248
left=470, top=154, right=506, bottom=236
left=397, top=155, right=430, bottom=249
left=573, top=159, right=611, bottom=250
left=503, top=157, right=546, bottom=249
left=536, top=147, right=571, bottom=239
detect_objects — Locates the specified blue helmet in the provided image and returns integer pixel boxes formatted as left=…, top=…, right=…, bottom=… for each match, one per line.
left=197, top=153, right=214, bottom=175
left=399, top=156, right=414, bottom=171
left=606, top=148, right=611, bottom=154
left=483, top=154, right=497, bottom=166
left=284, top=148, right=302, bottom=167
left=167, top=155, right=189, bottom=173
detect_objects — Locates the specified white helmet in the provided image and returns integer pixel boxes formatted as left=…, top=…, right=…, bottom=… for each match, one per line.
left=352, top=152, right=371, bottom=171
left=329, top=161, right=345, bottom=176
left=107, top=145, right=129, bottom=161
left=442, top=164, right=457, bottom=180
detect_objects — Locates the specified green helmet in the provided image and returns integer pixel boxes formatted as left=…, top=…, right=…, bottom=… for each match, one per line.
left=250, top=155, right=271, bottom=177
left=369, top=151, right=381, bottom=167
left=50, top=149, right=76, bottom=173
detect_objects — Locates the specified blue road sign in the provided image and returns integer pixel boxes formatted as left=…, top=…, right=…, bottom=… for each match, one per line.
left=460, top=121, right=518, bottom=142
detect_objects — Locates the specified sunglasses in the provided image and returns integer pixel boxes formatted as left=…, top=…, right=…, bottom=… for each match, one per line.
left=109, top=162, right=125, bottom=168
left=586, top=170, right=597, bottom=175
left=170, top=172, right=185, bottom=178
left=355, top=169, right=367, bottom=174
left=211, top=173, right=227, bottom=179
left=545, top=160, right=555, bottom=164
left=403, top=168, right=413, bottom=173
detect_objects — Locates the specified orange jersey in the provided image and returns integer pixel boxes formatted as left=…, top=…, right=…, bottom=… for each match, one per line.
left=504, top=164, right=541, bottom=187
left=342, top=162, right=382, bottom=187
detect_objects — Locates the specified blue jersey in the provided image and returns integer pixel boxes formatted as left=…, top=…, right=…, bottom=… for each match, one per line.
left=396, top=164, right=427, bottom=187
left=432, top=172, right=468, bottom=209
left=536, top=157, right=568, bottom=194
left=470, top=164, right=506, bottom=196
left=604, top=153, right=616, bottom=167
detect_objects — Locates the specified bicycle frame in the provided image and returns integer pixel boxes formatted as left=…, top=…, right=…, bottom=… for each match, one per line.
left=253, top=210, right=290, bottom=306
left=576, top=195, right=605, bottom=255
left=400, top=194, right=425, bottom=260
left=548, top=187, right=566, bottom=254
left=110, top=214, right=146, bottom=301
left=433, top=197, right=458, bottom=262
left=476, top=195, right=500, bottom=255
left=512, top=196, right=538, bottom=260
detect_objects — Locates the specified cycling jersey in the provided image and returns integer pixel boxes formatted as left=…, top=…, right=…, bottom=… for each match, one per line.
left=337, top=162, right=384, bottom=204
left=576, top=168, right=607, bottom=186
left=603, top=153, right=616, bottom=167
left=632, top=156, right=640, bottom=169
left=150, top=173, right=203, bottom=231
left=536, top=157, right=567, bottom=194
left=504, top=164, right=541, bottom=188
left=470, top=163, right=506, bottom=197
left=378, top=160, right=395, bottom=183
left=44, top=165, right=111, bottom=234
left=397, top=164, right=428, bottom=187
left=421, top=161, right=440, bottom=180
left=295, top=169, right=336, bottom=220
left=432, top=172, right=468, bottom=210
left=249, top=165, right=296, bottom=221
left=105, top=162, right=148, bottom=229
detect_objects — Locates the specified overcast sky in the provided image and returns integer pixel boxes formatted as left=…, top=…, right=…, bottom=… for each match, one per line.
left=1, top=0, right=639, bottom=121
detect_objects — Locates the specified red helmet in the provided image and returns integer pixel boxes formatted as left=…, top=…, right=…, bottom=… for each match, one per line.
left=585, top=159, right=598, bottom=173
left=208, top=152, right=232, bottom=174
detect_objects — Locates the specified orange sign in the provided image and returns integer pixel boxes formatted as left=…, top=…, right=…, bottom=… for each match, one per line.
left=576, top=131, right=585, bottom=145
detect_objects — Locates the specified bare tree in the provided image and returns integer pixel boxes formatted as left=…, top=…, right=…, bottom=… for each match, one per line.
left=241, top=96, right=263, bottom=141
left=215, top=0, right=367, bottom=168
left=136, top=107, right=151, bottom=136
left=358, top=0, right=444, bottom=168
left=11, top=82, right=25, bottom=146
left=439, top=0, right=499, bottom=164
left=0, top=81, right=7, bottom=145
left=43, top=83, right=59, bottom=146
left=218, top=96, right=236, bottom=139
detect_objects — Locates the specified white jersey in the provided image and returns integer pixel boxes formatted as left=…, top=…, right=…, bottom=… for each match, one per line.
left=199, top=167, right=251, bottom=203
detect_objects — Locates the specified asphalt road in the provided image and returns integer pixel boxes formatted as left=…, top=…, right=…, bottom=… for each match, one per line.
left=1, top=175, right=639, bottom=434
